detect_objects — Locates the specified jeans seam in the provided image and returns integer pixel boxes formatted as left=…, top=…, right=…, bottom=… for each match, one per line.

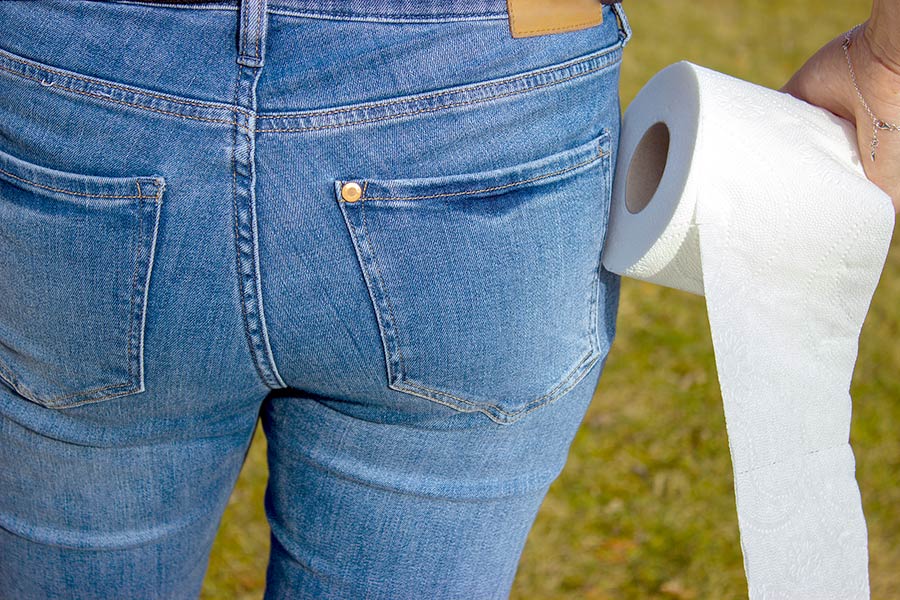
left=361, top=147, right=606, bottom=201
left=256, top=0, right=263, bottom=60
left=592, top=145, right=614, bottom=357
left=0, top=47, right=252, bottom=116
left=231, top=63, right=274, bottom=390
left=359, top=187, right=409, bottom=381
left=396, top=345, right=599, bottom=418
left=242, top=0, right=249, bottom=58
left=268, top=8, right=506, bottom=23
left=257, top=42, right=622, bottom=122
left=0, top=361, right=138, bottom=406
left=126, top=187, right=143, bottom=389
left=0, top=62, right=244, bottom=130
left=256, top=52, right=623, bottom=133
left=0, top=165, right=155, bottom=199
left=230, top=62, right=285, bottom=389
left=0, top=17, right=624, bottom=131
left=136, top=181, right=165, bottom=398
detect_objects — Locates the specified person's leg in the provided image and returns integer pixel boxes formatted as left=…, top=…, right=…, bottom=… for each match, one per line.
left=256, top=3, right=631, bottom=597
left=0, top=2, right=273, bottom=596
left=260, top=357, right=616, bottom=599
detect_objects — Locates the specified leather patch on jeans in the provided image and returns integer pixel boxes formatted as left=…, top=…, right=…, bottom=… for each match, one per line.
left=507, top=0, right=604, bottom=38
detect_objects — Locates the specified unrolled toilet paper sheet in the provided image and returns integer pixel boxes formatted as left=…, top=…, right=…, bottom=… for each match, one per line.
left=603, top=61, right=895, bottom=599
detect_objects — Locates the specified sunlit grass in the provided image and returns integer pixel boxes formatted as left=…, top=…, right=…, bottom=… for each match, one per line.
left=204, top=1, right=897, bottom=598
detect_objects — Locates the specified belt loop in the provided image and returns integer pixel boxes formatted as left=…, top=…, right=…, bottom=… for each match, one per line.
left=610, top=2, right=633, bottom=47
left=237, top=0, right=268, bottom=68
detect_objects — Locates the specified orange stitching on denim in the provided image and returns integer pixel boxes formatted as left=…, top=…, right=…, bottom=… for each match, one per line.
left=229, top=64, right=275, bottom=389
left=359, top=186, right=409, bottom=378
left=588, top=140, right=610, bottom=358
left=0, top=341, right=138, bottom=404
left=126, top=186, right=146, bottom=381
left=268, top=8, right=506, bottom=21
left=514, top=18, right=603, bottom=36
left=0, top=34, right=618, bottom=130
left=256, top=42, right=622, bottom=121
left=404, top=348, right=597, bottom=414
left=361, top=147, right=605, bottom=201
left=135, top=179, right=165, bottom=200
left=0, top=49, right=251, bottom=115
left=256, top=56, right=621, bottom=133
left=0, top=165, right=146, bottom=199
left=135, top=179, right=162, bottom=201
left=39, top=382, right=138, bottom=405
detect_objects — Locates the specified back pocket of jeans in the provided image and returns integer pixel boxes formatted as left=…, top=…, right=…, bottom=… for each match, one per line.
left=335, top=130, right=614, bottom=424
left=0, top=146, right=164, bottom=409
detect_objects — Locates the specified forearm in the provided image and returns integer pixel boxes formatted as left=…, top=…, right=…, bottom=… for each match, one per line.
left=866, top=0, right=900, bottom=72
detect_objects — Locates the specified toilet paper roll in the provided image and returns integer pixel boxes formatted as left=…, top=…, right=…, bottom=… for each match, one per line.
left=603, top=61, right=895, bottom=599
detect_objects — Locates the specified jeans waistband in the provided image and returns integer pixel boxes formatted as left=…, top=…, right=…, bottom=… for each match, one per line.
left=123, top=0, right=508, bottom=17
left=119, top=0, right=622, bottom=20
left=96, top=0, right=630, bottom=70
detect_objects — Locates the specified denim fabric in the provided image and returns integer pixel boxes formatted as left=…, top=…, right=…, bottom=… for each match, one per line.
left=0, top=0, right=631, bottom=597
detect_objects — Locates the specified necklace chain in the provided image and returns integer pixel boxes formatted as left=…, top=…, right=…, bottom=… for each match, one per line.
left=842, top=23, right=900, bottom=162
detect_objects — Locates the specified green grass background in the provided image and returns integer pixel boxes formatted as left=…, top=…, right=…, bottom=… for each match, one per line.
left=202, top=1, right=898, bottom=597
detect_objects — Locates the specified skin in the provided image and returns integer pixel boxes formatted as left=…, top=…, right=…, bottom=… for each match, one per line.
left=781, top=0, right=900, bottom=213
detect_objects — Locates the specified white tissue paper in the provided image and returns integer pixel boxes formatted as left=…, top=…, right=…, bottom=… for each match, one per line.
left=603, top=61, right=895, bottom=599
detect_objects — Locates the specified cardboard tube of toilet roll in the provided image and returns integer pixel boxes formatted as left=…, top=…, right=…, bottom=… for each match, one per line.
left=602, top=61, right=895, bottom=599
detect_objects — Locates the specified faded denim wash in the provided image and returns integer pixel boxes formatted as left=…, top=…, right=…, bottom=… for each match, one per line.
left=0, top=0, right=632, bottom=597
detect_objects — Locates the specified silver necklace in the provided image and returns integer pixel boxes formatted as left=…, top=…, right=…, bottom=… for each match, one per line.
left=842, top=24, right=900, bottom=162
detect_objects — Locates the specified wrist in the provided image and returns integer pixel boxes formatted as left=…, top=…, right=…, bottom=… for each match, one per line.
left=847, top=23, right=900, bottom=111
left=844, top=23, right=900, bottom=165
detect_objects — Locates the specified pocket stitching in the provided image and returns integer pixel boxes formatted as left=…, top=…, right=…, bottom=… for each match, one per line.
left=395, top=347, right=602, bottom=417
left=354, top=128, right=610, bottom=201
left=0, top=145, right=166, bottom=201
left=0, top=164, right=153, bottom=199
left=0, top=176, right=165, bottom=408
left=359, top=184, right=410, bottom=382
left=362, top=145, right=607, bottom=201
left=342, top=133, right=612, bottom=423
left=387, top=146, right=612, bottom=421
left=0, top=365, right=138, bottom=406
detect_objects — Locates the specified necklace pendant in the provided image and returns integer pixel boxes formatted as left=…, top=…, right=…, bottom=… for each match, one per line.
left=869, top=124, right=879, bottom=162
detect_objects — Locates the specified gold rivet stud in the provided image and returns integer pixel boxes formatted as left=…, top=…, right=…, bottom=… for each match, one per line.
left=341, top=181, right=363, bottom=202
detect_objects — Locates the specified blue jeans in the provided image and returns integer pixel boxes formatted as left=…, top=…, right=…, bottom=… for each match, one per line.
left=0, top=0, right=631, bottom=597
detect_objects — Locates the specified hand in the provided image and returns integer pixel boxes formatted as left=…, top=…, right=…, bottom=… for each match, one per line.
left=780, top=21, right=900, bottom=213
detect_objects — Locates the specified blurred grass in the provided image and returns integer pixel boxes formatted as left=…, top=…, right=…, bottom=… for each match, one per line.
left=203, top=1, right=897, bottom=598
